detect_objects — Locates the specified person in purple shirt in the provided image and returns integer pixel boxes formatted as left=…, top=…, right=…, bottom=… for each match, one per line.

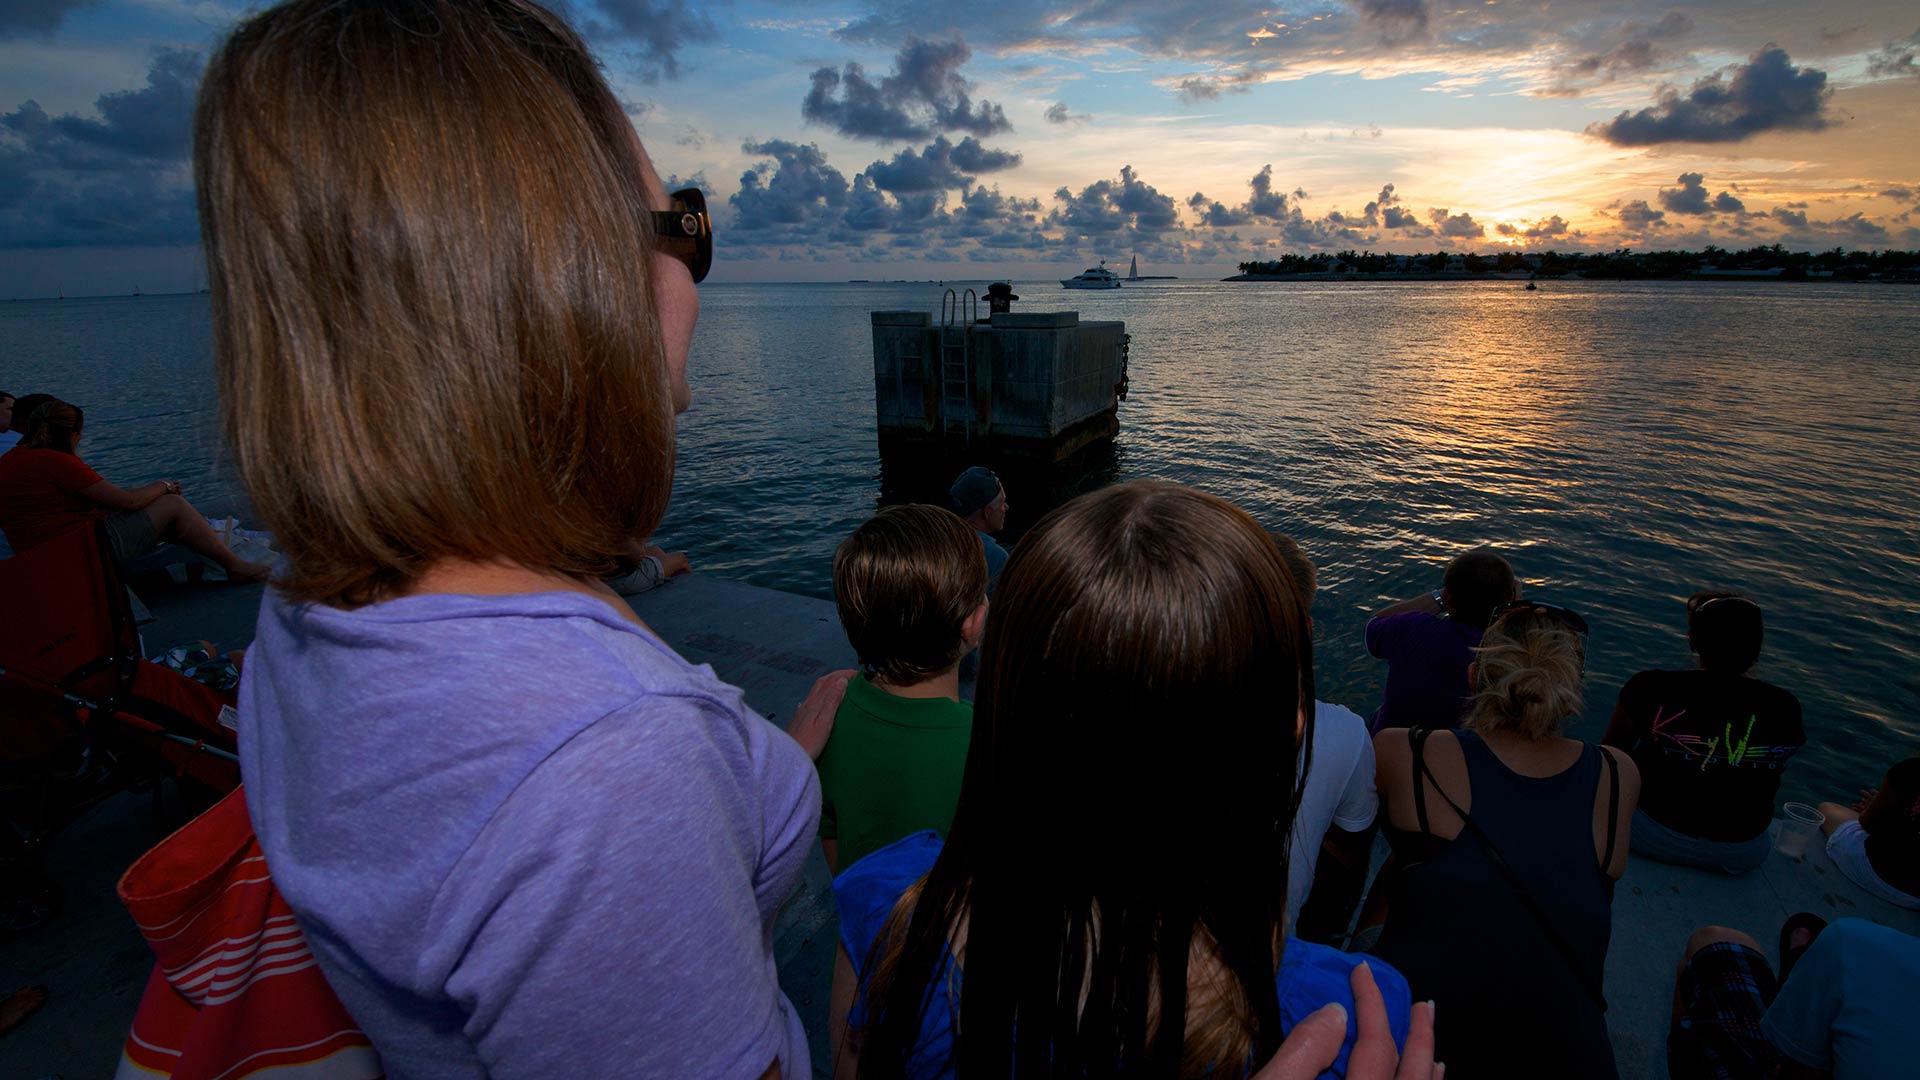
left=1364, top=547, right=1518, bottom=733
left=201, top=3, right=847, bottom=1076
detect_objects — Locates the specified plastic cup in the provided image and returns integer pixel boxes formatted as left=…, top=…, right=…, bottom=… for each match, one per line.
left=1775, top=802, right=1825, bottom=860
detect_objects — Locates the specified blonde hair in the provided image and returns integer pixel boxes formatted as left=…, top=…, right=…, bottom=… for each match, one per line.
left=196, top=0, right=676, bottom=607
left=1463, top=607, right=1585, bottom=739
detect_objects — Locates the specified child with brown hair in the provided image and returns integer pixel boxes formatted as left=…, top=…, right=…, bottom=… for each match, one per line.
left=817, top=503, right=989, bottom=871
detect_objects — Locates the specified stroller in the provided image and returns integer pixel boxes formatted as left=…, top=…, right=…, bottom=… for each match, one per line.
left=0, top=518, right=241, bottom=920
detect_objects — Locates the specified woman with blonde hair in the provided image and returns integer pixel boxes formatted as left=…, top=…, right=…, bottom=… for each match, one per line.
left=1370, top=602, right=1640, bottom=1079
left=830, top=481, right=1437, bottom=1080
left=199, top=1, right=840, bottom=1075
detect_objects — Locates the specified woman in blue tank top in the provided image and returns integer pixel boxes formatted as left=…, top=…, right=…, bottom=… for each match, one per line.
left=829, top=481, right=1437, bottom=1080
left=1371, top=602, right=1641, bottom=1079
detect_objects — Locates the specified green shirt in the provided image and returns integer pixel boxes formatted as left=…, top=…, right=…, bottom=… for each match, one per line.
left=816, top=673, right=972, bottom=870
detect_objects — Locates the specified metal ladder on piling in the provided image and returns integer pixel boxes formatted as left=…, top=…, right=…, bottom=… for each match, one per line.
left=939, top=288, right=978, bottom=443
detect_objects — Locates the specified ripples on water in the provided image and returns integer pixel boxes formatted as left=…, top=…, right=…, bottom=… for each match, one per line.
left=3, top=280, right=1916, bottom=802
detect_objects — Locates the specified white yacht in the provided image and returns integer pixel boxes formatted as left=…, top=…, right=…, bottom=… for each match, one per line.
left=1061, top=261, right=1122, bottom=289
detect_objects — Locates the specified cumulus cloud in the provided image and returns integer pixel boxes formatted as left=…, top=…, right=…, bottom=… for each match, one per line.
left=865, top=135, right=1020, bottom=194
left=1048, top=165, right=1181, bottom=238
left=1587, top=45, right=1832, bottom=146
left=1044, top=102, right=1089, bottom=125
left=0, top=48, right=202, bottom=247
left=1495, top=214, right=1572, bottom=241
left=729, top=140, right=849, bottom=234
left=1658, top=172, right=1749, bottom=215
left=1186, top=191, right=1246, bottom=227
left=1617, top=200, right=1667, bottom=230
left=1771, top=206, right=1809, bottom=228
left=1865, top=28, right=1919, bottom=78
left=802, top=37, right=1011, bottom=143
left=0, top=0, right=95, bottom=38
left=587, top=0, right=718, bottom=81
left=1428, top=207, right=1484, bottom=239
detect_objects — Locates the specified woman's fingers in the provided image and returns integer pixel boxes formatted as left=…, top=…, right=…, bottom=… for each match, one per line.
left=1251, top=1001, right=1348, bottom=1080
left=1394, top=1000, right=1438, bottom=1080
left=1344, top=960, right=1395, bottom=1079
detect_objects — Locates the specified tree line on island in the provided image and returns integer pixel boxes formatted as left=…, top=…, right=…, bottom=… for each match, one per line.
left=1232, top=245, right=1920, bottom=281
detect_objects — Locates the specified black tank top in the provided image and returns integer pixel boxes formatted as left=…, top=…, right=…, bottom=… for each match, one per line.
left=1372, top=729, right=1620, bottom=1080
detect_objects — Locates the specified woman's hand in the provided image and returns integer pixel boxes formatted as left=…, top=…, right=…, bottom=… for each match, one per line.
left=1252, top=961, right=1439, bottom=1080
left=788, top=669, right=856, bottom=760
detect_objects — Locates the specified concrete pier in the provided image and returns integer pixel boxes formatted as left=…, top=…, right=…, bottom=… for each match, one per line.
left=870, top=306, right=1129, bottom=460
left=5, top=573, right=1918, bottom=1079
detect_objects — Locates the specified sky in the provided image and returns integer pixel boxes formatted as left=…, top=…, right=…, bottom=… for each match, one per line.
left=2, top=0, right=1917, bottom=293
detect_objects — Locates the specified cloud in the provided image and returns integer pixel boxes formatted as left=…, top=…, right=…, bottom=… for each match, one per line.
left=1770, top=206, right=1808, bottom=228
left=1658, top=172, right=1749, bottom=216
left=0, top=0, right=95, bottom=38
left=1865, top=28, right=1919, bottom=78
left=1586, top=45, right=1832, bottom=146
left=1880, top=185, right=1915, bottom=200
left=1617, top=200, right=1666, bottom=230
left=1542, top=12, right=1692, bottom=97
left=1186, top=191, right=1246, bottom=227
left=0, top=48, right=202, bottom=248
left=864, top=135, right=1020, bottom=194
left=729, top=139, right=850, bottom=233
left=1428, top=207, right=1484, bottom=239
left=587, top=0, right=718, bottom=82
left=802, top=37, right=1011, bottom=143
left=1349, top=0, right=1429, bottom=42
left=1048, top=165, right=1181, bottom=238
left=1044, top=102, right=1090, bottom=125
left=1495, top=214, right=1572, bottom=241
left=1174, top=70, right=1262, bottom=102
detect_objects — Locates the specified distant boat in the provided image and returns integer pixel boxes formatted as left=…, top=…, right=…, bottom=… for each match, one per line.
left=1062, top=261, right=1122, bottom=289
left=1525, top=281, right=1538, bottom=291
left=1128, top=255, right=1139, bottom=281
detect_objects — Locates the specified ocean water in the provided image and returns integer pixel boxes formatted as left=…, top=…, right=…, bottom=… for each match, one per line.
left=3, top=280, right=1917, bottom=804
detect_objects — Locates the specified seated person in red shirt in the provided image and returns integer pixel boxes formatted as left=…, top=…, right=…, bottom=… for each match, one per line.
left=1603, top=592, right=1802, bottom=874
left=0, top=400, right=270, bottom=581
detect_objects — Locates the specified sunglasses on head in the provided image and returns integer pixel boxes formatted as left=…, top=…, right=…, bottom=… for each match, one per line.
left=1489, top=599, right=1590, bottom=636
left=651, top=187, right=711, bottom=284
left=1688, top=594, right=1759, bottom=617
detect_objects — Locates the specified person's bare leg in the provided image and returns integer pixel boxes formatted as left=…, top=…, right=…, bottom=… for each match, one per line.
left=0, top=985, right=48, bottom=1035
left=142, top=494, right=271, bottom=582
left=1672, top=926, right=1764, bottom=1024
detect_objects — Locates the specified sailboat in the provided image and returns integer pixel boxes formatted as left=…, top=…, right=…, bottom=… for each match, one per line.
left=1128, top=255, right=1140, bottom=281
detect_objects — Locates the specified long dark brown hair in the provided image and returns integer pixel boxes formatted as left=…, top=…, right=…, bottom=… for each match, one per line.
left=196, top=0, right=677, bottom=607
left=856, top=480, right=1314, bottom=1079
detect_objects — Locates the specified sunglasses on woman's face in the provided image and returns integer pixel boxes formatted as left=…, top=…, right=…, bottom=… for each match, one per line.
left=1490, top=599, right=1591, bottom=636
left=651, top=187, right=711, bottom=284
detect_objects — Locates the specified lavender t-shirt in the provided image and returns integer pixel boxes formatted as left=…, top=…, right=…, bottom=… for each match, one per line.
left=1363, top=610, right=1482, bottom=733
left=239, top=589, right=819, bottom=1079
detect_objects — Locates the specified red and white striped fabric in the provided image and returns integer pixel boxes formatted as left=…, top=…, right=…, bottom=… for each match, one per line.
left=116, top=785, right=382, bottom=1079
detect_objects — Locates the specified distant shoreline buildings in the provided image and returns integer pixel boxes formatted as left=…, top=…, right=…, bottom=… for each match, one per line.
left=1228, top=245, right=1920, bottom=282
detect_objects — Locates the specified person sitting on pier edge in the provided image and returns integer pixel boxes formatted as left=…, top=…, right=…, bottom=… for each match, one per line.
left=1603, top=592, right=1803, bottom=874
left=1668, top=916, right=1920, bottom=1080
left=948, top=465, right=1009, bottom=590
left=1815, top=757, right=1920, bottom=909
left=1269, top=532, right=1380, bottom=943
left=1364, top=546, right=1517, bottom=733
left=2, top=392, right=53, bottom=455
left=816, top=503, right=986, bottom=871
left=1370, top=600, right=1639, bottom=1080
left=0, top=392, right=18, bottom=454
left=198, top=2, right=850, bottom=1075
left=0, top=399, right=270, bottom=580
left=830, top=481, right=1430, bottom=1080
